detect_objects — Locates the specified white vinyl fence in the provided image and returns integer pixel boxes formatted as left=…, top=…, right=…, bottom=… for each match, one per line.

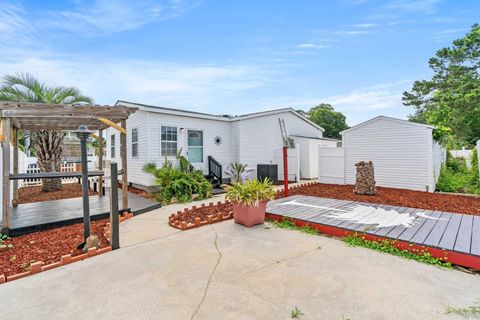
left=318, top=147, right=345, bottom=184
left=20, top=161, right=77, bottom=187
left=274, top=144, right=300, bottom=182
left=450, top=147, right=473, bottom=169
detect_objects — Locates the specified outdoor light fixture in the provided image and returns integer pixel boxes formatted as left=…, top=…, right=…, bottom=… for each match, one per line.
left=75, top=125, right=93, bottom=246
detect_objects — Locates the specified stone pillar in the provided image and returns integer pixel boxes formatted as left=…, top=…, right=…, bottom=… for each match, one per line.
left=354, top=161, right=376, bottom=195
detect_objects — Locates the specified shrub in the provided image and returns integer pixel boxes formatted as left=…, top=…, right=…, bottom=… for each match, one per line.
left=223, top=178, right=276, bottom=206
left=225, top=162, right=250, bottom=183
left=437, top=148, right=480, bottom=194
left=446, top=151, right=467, bottom=173
left=143, top=160, right=212, bottom=204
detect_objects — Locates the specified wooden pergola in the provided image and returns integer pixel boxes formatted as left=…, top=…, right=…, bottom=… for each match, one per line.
left=0, top=101, right=138, bottom=231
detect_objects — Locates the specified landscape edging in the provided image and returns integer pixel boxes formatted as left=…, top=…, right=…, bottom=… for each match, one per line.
left=0, top=210, right=136, bottom=285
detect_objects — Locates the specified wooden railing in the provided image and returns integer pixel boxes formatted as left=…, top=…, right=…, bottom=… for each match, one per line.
left=207, top=156, right=222, bottom=183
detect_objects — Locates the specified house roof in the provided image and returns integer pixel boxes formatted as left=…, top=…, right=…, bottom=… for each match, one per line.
left=290, top=134, right=341, bottom=142
left=115, top=100, right=324, bottom=132
left=340, top=115, right=435, bottom=135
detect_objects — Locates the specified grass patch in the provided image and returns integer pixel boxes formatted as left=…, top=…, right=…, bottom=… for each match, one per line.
left=344, top=232, right=452, bottom=268
left=269, top=218, right=319, bottom=235
left=446, top=303, right=480, bottom=318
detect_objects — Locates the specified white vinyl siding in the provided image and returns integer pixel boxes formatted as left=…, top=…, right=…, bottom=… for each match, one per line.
left=342, top=117, right=442, bottom=192
left=147, top=113, right=234, bottom=173
left=236, top=112, right=323, bottom=181
left=105, top=110, right=151, bottom=186
left=112, top=106, right=325, bottom=187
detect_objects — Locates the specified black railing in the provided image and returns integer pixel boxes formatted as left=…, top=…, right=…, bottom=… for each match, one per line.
left=208, top=156, right=222, bottom=183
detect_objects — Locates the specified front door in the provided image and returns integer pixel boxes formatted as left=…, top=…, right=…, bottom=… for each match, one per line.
left=187, top=130, right=203, bottom=163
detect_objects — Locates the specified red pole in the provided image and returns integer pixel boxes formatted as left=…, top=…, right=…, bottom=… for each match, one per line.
left=283, top=146, right=289, bottom=197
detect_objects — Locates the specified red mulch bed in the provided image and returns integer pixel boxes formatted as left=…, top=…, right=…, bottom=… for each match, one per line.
left=118, top=183, right=153, bottom=199
left=174, top=203, right=233, bottom=224
left=18, top=183, right=97, bottom=204
left=0, top=219, right=109, bottom=277
left=287, top=183, right=480, bottom=216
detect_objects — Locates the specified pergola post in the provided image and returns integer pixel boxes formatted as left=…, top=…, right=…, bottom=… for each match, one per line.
left=12, top=126, right=19, bottom=207
left=98, top=129, right=103, bottom=197
left=120, top=120, right=128, bottom=209
left=2, top=118, right=11, bottom=232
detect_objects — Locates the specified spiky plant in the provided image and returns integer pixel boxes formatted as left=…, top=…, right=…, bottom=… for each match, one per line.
left=225, top=162, right=250, bottom=183
left=0, top=73, right=93, bottom=191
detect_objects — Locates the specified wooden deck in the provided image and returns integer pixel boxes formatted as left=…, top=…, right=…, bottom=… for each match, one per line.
left=266, top=195, right=480, bottom=269
left=2, top=189, right=161, bottom=236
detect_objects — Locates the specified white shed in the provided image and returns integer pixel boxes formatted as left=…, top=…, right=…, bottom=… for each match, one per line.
left=340, top=116, right=445, bottom=192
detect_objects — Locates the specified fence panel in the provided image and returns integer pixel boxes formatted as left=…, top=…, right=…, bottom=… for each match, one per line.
left=318, top=147, right=345, bottom=185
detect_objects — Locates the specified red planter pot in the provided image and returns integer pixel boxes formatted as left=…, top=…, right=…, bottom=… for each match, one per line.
left=232, top=201, right=267, bottom=227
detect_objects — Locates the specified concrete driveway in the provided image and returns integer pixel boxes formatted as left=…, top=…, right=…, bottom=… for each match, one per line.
left=0, top=198, right=479, bottom=320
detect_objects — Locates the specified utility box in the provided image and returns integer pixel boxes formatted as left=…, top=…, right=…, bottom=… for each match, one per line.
left=257, top=164, right=278, bottom=184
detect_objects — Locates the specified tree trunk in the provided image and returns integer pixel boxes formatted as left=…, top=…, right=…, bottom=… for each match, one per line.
left=33, top=130, right=66, bottom=192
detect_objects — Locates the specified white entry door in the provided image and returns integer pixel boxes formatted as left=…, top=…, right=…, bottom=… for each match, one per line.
left=187, top=130, right=203, bottom=163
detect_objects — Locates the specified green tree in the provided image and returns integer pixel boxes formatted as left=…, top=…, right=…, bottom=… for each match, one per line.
left=403, top=24, right=480, bottom=148
left=307, top=103, right=348, bottom=139
left=0, top=73, right=93, bottom=191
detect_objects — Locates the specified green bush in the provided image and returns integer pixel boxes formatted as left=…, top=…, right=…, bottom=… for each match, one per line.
left=436, top=148, right=480, bottom=194
left=143, top=160, right=212, bottom=204
left=446, top=151, right=467, bottom=173
left=223, top=178, right=276, bottom=206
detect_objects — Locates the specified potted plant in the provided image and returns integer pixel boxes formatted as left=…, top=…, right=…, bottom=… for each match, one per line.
left=223, top=178, right=276, bottom=227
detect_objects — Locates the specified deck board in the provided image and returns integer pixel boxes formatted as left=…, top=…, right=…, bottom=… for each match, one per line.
left=438, top=214, right=463, bottom=251
left=423, top=212, right=452, bottom=247
left=2, top=188, right=160, bottom=235
left=266, top=195, right=477, bottom=256
left=471, top=216, right=480, bottom=256
left=454, top=215, right=474, bottom=254
left=409, top=211, right=444, bottom=244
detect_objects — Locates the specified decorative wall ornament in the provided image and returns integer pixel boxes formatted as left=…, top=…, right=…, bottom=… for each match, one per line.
left=214, top=136, right=222, bottom=146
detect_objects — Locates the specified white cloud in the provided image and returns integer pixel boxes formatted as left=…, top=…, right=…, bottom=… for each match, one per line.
left=296, top=43, right=325, bottom=49
left=0, top=54, right=271, bottom=111
left=333, top=30, right=370, bottom=35
left=0, top=4, right=33, bottom=48
left=41, top=0, right=199, bottom=34
left=385, top=0, right=441, bottom=13
left=253, top=81, right=413, bottom=125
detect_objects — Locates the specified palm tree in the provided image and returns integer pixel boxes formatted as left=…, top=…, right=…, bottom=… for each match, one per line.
left=0, top=73, right=93, bottom=191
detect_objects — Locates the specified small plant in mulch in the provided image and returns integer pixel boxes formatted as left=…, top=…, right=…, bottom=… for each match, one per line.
left=344, top=232, right=452, bottom=268
left=0, top=233, right=13, bottom=250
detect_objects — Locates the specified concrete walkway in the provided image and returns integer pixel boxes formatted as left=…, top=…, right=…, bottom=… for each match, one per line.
left=1, top=194, right=480, bottom=319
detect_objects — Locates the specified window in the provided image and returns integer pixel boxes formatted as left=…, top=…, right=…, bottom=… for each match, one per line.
left=110, top=134, right=116, bottom=158
left=187, top=130, right=203, bottom=163
left=161, top=126, right=177, bottom=157
left=131, top=128, right=139, bottom=157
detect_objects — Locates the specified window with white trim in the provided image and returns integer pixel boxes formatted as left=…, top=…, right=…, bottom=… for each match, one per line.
left=110, top=134, right=116, bottom=158
left=131, top=128, right=138, bottom=157
left=161, top=126, right=177, bottom=157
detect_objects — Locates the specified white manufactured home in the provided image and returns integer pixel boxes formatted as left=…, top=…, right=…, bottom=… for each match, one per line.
left=106, top=101, right=337, bottom=189
left=317, top=116, right=446, bottom=192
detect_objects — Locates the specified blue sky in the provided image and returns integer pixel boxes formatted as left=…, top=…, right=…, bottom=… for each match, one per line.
left=0, top=0, right=478, bottom=125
